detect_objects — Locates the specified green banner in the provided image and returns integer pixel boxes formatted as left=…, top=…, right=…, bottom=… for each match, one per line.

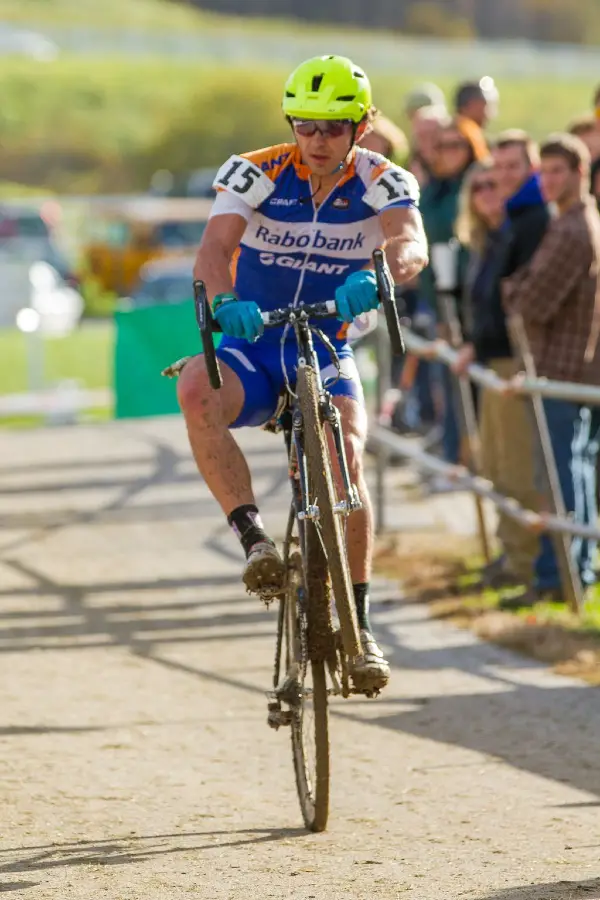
left=114, top=300, right=220, bottom=419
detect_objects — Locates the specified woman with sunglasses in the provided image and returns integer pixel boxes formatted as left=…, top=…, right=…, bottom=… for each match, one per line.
left=177, top=55, right=428, bottom=692
left=418, top=120, right=487, bottom=482
left=453, top=161, right=540, bottom=589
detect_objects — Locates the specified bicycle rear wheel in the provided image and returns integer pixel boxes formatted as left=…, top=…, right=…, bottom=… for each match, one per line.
left=285, top=551, right=330, bottom=833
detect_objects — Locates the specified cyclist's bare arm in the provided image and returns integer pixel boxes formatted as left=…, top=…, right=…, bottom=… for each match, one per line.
left=193, top=213, right=247, bottom=299
left=380, top=206, right=428, bottom=285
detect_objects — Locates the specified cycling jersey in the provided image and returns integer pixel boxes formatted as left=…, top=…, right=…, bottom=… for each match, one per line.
left=209, top=142, right=420, bottom=427
left=210, top=142, right=419, bottom=344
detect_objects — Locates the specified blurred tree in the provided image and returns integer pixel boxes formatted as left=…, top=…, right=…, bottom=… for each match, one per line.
left=405, top=2, right=475, bottom=38
left=186, top=0, right=600, bottom=43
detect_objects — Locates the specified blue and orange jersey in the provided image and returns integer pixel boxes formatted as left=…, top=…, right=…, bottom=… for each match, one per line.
left=210, top=142, right=420, bottom=343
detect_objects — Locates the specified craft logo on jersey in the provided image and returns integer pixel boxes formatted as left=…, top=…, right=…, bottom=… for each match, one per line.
left=255, top=224, right=365, bottom=253
left=332, top=197, right=350, bottom=209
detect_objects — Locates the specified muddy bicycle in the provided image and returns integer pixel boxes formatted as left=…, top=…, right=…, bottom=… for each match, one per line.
left=167, top=250, right=403, bottom=832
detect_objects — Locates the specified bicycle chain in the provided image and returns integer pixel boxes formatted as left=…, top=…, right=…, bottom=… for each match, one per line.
left=298, top=594, right=309, bottom=684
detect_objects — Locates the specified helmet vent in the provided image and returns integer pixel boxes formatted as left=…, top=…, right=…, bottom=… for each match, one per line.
left=285, top=91, right=295, bottom=98
left=311, top=74, right=324, bottom=92
left=336, top=95, right=355, bottom=102
left=353, top=70, right=364, bottom=78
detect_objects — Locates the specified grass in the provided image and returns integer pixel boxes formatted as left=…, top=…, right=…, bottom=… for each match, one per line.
left=0, top=407, right=111, bottom=428
left=453, top=562, right=600, bottom=634
left=374, top=533, right=600, bottom=685
left=0, top=0, right=345, bottom=35
left=0, top=321, right=112, bottom=395
left=0, top=182, right=55, bottom=199
left=0, top=55, right=592, bottom=194
left=1, top=0, right=224, bottom=31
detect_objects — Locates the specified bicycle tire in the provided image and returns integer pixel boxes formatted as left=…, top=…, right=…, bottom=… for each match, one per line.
left=285, top=552, right=330, bottom=832
left=296, top=364, right=361, bottom=660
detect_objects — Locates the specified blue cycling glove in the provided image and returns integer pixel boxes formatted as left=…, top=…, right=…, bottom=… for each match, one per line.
left=335, top=270, right=379, bottom=323
left=213, top=297, right=264, bottom=342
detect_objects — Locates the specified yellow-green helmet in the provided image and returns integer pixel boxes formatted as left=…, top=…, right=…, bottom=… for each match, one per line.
left=282, top=55, right=372, bottom=124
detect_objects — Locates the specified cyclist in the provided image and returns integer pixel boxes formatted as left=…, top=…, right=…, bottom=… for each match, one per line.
left=178, top=55, right=428, bottom=691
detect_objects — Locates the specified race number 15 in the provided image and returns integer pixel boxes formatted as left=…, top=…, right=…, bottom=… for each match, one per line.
left=378, top=171, right=411, bottom=202
left=216, top=160, right=262, bottom=195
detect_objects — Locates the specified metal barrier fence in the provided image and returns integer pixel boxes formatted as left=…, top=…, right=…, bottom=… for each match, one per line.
left=367, top=318, right=600, bottom=613
left=402, top=329, right=600, bottom=407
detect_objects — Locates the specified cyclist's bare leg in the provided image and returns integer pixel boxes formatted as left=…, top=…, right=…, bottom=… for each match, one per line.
left=330, top=396, right=372, bottom=585
left=330, top=396, right=389, bottom=687
left=177, top=355, right=286, bottom=594
left=176, top=355, right=250, bottom=513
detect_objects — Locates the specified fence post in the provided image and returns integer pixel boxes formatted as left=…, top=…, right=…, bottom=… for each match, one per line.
left=509, top=314, right=583, bottom=613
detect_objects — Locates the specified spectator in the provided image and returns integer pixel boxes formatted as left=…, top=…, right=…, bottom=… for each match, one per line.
left=569, top=115, right=600, bottom=207
left=454, top=77, right=498, bottom=160
left=365, top=112, right=439, bottom=440
left=594, top=85, right=600, bottom=123
left=492, top=130, right=549, bottom=273
left=403, top=83, right=446, bottom=123
left=592, top=157, right=600, bottom=207
left=453, top=161, right=541, bottom=587
left=502, top=134, right=600, bottom=606
left=568, top=115, right=600, bottom=166
left=420, top=119, right=486, bottom=476
left=407, top=104, right=450, bottom=187
left=359, top=112, right=409, bottom=165
left=451, top=130, right=548, bottom=584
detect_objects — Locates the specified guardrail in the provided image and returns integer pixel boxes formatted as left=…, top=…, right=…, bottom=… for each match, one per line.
left=367, top=319, right=600, bottom=614
left=402, top=329, right=600, bottom=407
left=371, top=424, right=600, bottom=543
left=0, top=387, right=112, bottom=420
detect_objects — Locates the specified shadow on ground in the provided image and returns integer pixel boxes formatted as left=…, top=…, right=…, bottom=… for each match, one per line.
left=0, top=828, right=306, bottom=875
left=3, top=426, right=600, bottom=826
left=474, top=878, right=600, bottom=899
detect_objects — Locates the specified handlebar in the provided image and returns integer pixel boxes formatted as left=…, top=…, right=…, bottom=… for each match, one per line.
left=194, top=250, right=404, bottom=391
left=373, top=248, right=405, bottom=357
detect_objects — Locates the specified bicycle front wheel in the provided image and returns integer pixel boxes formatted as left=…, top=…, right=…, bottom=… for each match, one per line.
left=296, top=364, right=361, bottom=660
left=285, top=552, right=330, bottom=833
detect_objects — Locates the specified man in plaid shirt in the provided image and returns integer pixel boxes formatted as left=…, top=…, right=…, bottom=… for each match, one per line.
left=503, top=133, right=600, bottom=604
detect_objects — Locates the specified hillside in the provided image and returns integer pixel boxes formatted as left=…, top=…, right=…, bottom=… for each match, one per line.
left=0, top=0, right=295, bottom=33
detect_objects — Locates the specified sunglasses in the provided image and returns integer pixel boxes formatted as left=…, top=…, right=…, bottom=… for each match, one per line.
left=291, top=118, right=354, bottom=138
left=472, top=179, right=498, bottom=194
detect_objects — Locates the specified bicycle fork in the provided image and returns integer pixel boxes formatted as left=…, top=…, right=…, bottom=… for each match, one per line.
left=294, top=395, right=362, bottom=522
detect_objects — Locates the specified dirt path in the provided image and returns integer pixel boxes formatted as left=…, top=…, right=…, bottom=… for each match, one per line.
left=1, top=418, right=599, bottom=900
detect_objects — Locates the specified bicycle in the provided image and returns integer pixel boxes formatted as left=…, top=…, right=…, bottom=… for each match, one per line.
left=164, top=249, right=404, bottom=833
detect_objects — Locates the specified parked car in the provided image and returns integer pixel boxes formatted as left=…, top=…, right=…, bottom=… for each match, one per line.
left=83, top=197, right=211, bottom=295
left=0, top=204, right=79, bottom=287
left=129, top=256, right=196, bottom=309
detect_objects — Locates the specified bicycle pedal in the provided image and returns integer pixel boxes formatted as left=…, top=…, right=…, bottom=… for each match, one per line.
left=275, top=668, right=302, bottom=707
left=267, top=701, right=292, bottom=730
left=364, top=688, right=381, bottom=699
left=248, top=585, right=284, bottom=606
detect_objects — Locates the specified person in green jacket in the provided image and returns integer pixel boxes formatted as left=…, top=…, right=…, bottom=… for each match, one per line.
left=418, top=118, right=487, bottom=468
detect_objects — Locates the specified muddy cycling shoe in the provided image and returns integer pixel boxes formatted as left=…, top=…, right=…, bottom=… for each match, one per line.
left=350, top=629, right=390, bottom=694
left=243, top=541, right=287, bottom=599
